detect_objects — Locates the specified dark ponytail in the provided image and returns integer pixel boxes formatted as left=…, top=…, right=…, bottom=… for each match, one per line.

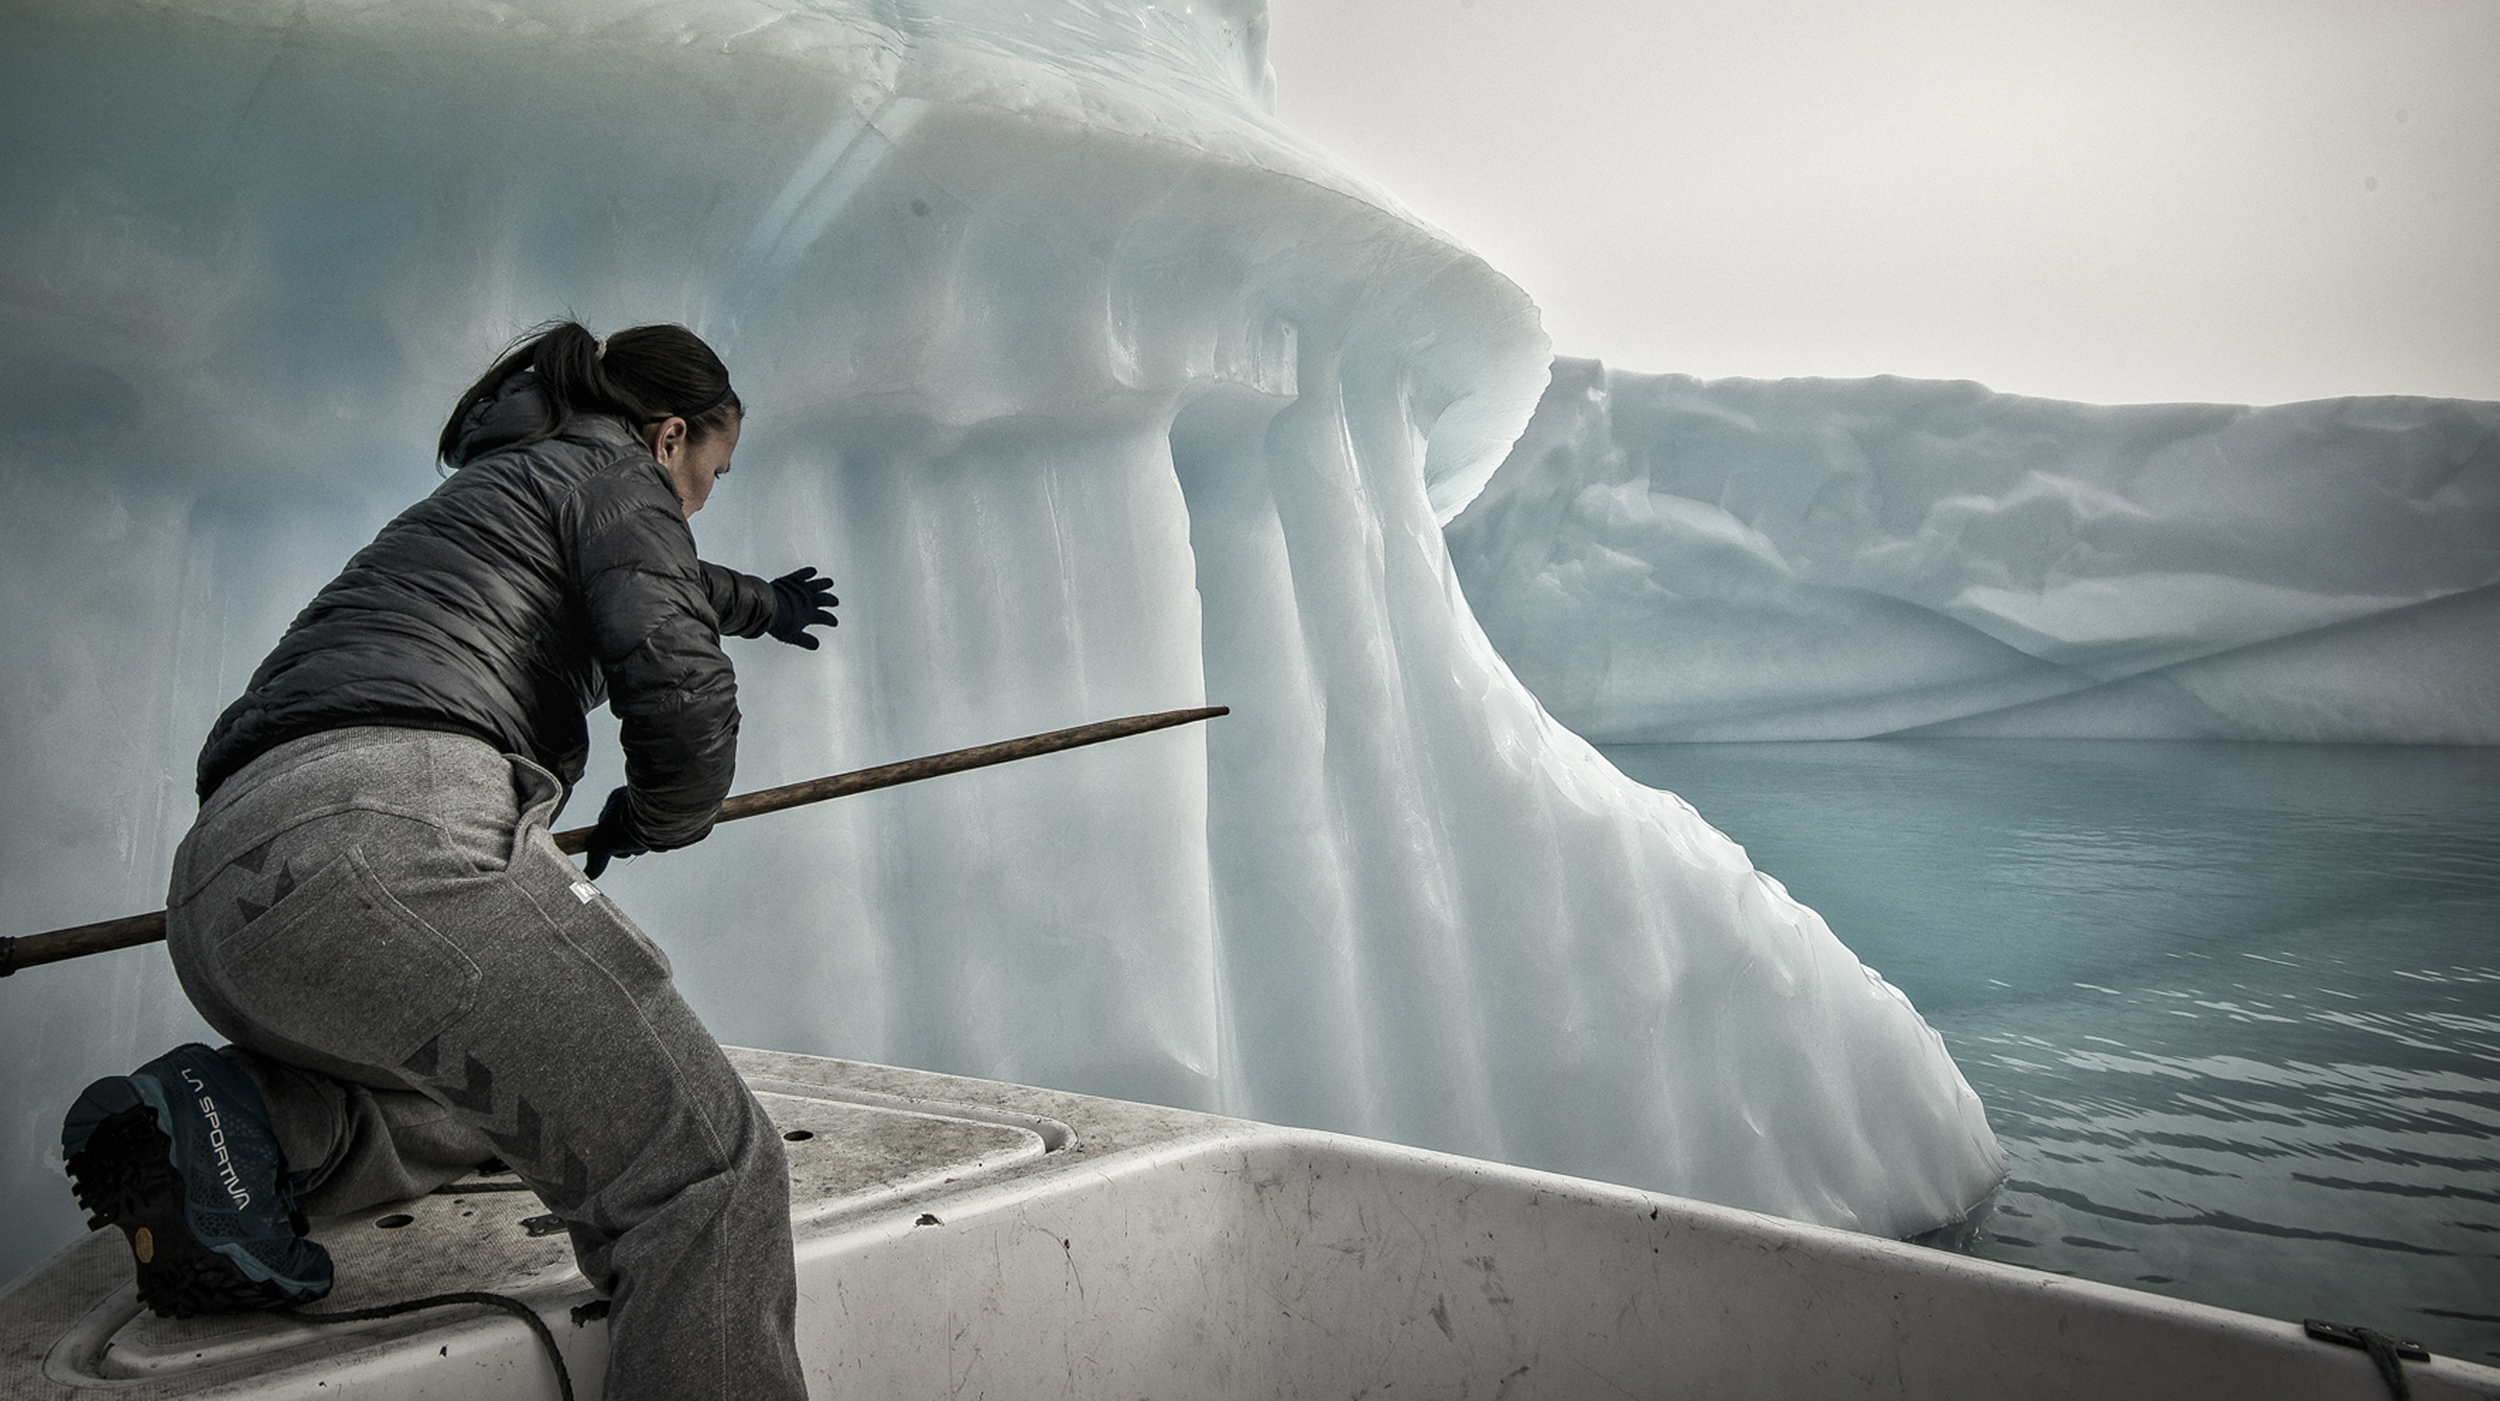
left=437, top=320, right=742, bottom=466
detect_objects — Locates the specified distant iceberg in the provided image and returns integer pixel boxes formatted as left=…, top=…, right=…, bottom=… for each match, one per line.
left=1446, top=359, right=2500, bottom=743
left=0, top=0, right=2001, bottom=1282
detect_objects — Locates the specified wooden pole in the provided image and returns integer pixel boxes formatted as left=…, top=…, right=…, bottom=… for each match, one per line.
left=0, top=706, right=1227, bottom=977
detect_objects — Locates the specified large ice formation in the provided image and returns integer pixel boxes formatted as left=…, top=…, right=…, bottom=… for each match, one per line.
left=1448, top=359, right=2500, bottom=743
left=0, top=0, right=2001, bottom=1281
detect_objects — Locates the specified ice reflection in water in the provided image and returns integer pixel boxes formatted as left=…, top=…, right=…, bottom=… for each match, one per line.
left=1601, top=741, right=2500, bottom=1364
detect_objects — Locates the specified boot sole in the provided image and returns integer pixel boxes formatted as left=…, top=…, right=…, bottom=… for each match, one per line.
left=65, top=1098, right=323, bottom=1318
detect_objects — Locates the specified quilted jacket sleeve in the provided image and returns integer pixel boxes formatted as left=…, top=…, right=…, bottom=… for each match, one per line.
left=563, top=459, right=742, bottom=850
left=701, top=561, right=776, bottom=639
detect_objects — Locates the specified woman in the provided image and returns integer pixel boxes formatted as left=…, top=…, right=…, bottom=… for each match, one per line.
left=59, top=322, right=830, bottom=1401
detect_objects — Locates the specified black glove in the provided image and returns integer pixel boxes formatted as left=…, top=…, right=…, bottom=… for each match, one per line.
left=582, top=786, right=648, bottom=880
left=768, top=567, right=839, bottom=650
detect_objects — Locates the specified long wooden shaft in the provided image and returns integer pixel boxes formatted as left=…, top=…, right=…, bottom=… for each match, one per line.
left=555, top=706, right=1226, bottom=852
left=0, top=706, right=1227, bottom=977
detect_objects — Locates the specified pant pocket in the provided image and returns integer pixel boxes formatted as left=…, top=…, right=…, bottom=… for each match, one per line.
left=212, top=846, right=483, bottom=1071
left=504, top=753, right=568, bottom=869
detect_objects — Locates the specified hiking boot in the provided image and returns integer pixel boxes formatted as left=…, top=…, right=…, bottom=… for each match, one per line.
left=62, top=1044, right=333, bottom=1317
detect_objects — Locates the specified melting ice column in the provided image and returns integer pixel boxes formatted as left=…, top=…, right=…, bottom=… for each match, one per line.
left=1171, top=303, right=2005, bottom=1234
left=1092, top=82, right=2009, bottom=1230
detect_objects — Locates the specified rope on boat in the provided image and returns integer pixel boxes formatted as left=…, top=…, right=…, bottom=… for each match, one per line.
left=282, top=1291, right=575, bottom=1401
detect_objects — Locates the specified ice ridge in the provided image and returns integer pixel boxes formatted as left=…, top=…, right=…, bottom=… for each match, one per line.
left=1446, top=359, right=2500, bottom=743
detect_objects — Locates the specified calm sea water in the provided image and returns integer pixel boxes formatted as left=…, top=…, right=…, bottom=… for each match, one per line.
left=1600, top=740, right=2500, bottom=1364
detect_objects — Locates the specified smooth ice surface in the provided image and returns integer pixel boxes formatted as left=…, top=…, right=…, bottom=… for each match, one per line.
left=0, top=0, right=2000, bottom=1282
left=1447, top=359, right=2500, bottom=742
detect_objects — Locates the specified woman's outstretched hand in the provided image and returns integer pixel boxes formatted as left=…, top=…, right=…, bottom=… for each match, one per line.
left=768, top=568, right=839, bottom=650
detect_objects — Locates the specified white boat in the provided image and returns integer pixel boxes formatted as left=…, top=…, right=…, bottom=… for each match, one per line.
left=6, top=1047, right=2494, bottom=1399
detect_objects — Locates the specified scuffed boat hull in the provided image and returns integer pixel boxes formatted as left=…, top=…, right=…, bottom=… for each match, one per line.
left=6, top=1049, right=2493, bottom=1399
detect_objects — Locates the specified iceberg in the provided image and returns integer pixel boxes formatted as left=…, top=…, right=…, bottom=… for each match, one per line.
left=1446, top=359, right=2500, bottom=743
left=0, top=0, right=2001, bottom=1286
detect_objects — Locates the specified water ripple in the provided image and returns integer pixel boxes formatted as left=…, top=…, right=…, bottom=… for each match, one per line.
left=1600, top=740, right=2500, bottom=1362
left=2009, top=1181, right=2457, bottom=1257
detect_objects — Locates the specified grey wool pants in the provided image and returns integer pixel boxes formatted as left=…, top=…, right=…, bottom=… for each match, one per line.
left=163, top=726, right=806, bottom=1401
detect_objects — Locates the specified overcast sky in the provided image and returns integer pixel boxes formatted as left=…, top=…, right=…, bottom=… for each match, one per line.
left=1263, top=0, right=2500, bottom=407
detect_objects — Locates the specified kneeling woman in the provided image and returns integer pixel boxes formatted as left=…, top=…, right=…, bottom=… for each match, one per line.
left=61, top=322, right=837, bottom=1401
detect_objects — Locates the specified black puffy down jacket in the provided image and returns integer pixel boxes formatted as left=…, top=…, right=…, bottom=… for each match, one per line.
left=195, top=376, right=775, bottom=851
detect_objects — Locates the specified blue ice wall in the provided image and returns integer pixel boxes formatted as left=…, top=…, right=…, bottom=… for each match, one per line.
left=0, top=0, right=2003, bottom=1284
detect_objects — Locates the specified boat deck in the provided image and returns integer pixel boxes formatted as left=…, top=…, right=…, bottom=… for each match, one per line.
left=7, top=1048, right=2496, bottom=1399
